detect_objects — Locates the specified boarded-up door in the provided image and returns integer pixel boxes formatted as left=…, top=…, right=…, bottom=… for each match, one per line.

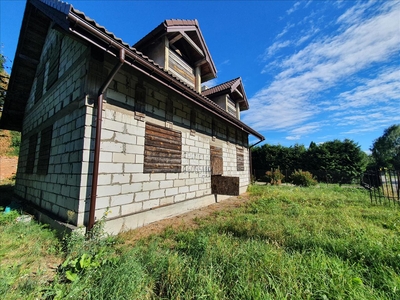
left=210, top=145, right=239, bottom=195
left=210, top=146, right=223, bottom=175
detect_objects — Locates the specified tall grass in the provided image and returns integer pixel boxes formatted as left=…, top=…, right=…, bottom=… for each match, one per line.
left=1, top=184, right=399, bottom=299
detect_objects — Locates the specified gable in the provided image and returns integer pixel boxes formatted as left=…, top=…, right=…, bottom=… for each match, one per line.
left=0, top=0, right=264, bottom=142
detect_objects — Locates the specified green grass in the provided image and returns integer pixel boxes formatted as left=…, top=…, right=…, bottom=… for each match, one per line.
left=1, top=184, right=399, bottom=299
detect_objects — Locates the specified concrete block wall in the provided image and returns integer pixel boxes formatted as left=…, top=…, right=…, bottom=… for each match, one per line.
left=77, top=66, right=251, bottom=227
left=15, top=28, right=88, bottom=225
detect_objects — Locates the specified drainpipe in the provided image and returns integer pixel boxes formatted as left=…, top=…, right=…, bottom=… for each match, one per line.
left=248, top=138, right=264, bottom=183
left=87, top=48, right=125, bottom=233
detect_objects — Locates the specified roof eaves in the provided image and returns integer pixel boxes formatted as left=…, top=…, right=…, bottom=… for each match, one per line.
left=69, top=10, right=263, bottom=140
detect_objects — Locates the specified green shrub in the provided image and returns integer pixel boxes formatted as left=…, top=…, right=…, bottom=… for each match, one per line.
left=265, top=169, right=285, bottom=185
left=9, top=131, right=21, bottom=156
left=290, top=170, right=318, bottom=187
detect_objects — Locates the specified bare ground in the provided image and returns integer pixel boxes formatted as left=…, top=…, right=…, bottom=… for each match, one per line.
left=0, top=156, right=18, bottom=181
left=119, top=193, right=252, bottom=245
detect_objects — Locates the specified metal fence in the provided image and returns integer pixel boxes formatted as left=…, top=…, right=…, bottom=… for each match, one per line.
left=362, top=170, right=400, bottom=205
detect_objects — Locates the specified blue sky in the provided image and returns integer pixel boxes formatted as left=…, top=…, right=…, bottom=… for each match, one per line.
left=1, top=0, right=399, bottom=152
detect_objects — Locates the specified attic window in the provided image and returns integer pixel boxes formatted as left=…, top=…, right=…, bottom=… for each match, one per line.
left=47, top=36, right=61, bottom=89
left=135, top=84, right=146, bottom=113
left=35, top=66, right=45, bottom=103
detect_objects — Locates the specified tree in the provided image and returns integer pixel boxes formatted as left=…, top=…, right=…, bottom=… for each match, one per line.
left=370, top=124, right=400, bottom=170
left=0, top=54, right=10, bottom=108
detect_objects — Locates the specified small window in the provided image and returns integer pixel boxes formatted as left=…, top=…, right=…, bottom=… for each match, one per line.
left=26, top=133, right=38, bottom=174
left=37, top=125, right=53, bottom=175
left=166, top=97, right=173, bottom=122
left=237, top=148, right=244, bottom=171
left=190, top=110, right=196, bottom=130
left=135, top=84, right=146, bottom=113
left=35, top=66, right=45, bottom=103
left=47, top=36, right=61, bottom=89
left=144, top=123, right=181, bottom=173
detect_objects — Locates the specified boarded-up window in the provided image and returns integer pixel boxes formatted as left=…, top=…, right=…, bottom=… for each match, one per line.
left=211, top=175, right=239, bottom=196
left=37, top=125, right=53, bottom=175
left=135, top=84, right=146, bottom=113
left=144, top=123, right=181, bottom=173
left=237, top=148, right=244, bottom=171
left=210, top=146, right=223, bottom=175
left=26, top=133, right=38, bottom=174
left=47, top=36, right=61, bottom=89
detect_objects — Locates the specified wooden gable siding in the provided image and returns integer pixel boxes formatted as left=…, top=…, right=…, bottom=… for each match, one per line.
left=144, top=123, right=182, bottom=173
left=168, top=50, right=195, bottom=88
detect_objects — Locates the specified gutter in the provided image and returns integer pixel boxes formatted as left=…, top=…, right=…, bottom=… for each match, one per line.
left=87, top=48, right=125, bottom=232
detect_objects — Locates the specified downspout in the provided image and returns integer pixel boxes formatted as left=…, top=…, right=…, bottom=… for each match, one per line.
left=87, top=48, right=125, bottom=232
left=248, top=138, right=264, bottom=183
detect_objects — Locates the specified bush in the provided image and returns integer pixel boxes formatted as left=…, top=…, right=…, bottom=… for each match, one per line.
left=290, top=170, right=318, bottom=187
left=265, top=169, right=285, bottom=185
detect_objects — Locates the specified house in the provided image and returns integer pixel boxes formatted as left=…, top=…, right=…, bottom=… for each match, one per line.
left=0, top=0, right=264, bottom=233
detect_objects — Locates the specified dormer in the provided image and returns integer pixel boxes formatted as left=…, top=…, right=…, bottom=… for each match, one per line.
left=202, top=77, right=249, bottom=120
left=133, top=19, right=217, bottom=93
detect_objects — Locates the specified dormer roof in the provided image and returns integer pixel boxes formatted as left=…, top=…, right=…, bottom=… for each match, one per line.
left=202, top=77, right=249, bottom=111
left=133, top=19, right=217, bottom=82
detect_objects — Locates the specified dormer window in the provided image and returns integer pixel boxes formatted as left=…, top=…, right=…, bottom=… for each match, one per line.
left=202, top=77, right=249, bottom=120
left=133, top=19, right=217, bottom=93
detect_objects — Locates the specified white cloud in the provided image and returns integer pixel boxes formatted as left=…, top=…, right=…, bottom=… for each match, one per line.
left=243, top=1, right=400, bottom=140
left=286, top=135, right=301, bottom=140
left=264, top=40, right=291, bottom=58
left=287, top=2, right=301, bottom=15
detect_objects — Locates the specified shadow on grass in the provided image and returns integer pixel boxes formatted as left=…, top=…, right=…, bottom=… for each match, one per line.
left=0, top=180, right=15, bottom=208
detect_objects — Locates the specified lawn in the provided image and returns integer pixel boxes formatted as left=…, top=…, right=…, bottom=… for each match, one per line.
left=1, top=182, right=399, bottom=299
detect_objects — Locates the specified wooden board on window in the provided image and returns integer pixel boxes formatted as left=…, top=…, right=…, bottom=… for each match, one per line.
left=211, top=175, right=239, bottom=196
left=210, top=145, right=223, bottom=175
left=144, top=123, right=182, bottom=173
left=237, top=148, right=244, bottom=171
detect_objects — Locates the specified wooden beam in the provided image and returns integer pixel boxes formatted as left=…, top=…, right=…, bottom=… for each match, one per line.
left=169, top=33, right=183, bottom=45
left=180, top=31, right=204, bottom=57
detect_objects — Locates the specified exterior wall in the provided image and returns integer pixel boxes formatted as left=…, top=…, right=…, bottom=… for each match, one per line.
left=14, top=27, right=252, bottom=231
left=77, top=61, right=250, bottom=229
left=15, top=27, right=88, bottom=225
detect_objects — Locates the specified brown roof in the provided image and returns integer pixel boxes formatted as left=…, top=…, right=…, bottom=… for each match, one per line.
left=202, top=77, right=249, bottom=111
left=0, top=0, right=263, bottom=141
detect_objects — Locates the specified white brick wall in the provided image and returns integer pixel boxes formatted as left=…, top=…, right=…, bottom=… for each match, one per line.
left=15, top=29, right=252, bottom=230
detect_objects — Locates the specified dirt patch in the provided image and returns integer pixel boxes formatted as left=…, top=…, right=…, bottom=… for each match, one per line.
left=0, top=156, right=18, bottom=180
left=119, top=193, right=252, bottom=245
left=0, top=130, right=19, bottom=180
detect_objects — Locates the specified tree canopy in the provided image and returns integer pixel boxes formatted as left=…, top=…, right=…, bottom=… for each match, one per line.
left=252, top=139, right=368, bottom=184
left=370, top=124, right=400, bottom=170
left=0, top=54, right=10, bottom=108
